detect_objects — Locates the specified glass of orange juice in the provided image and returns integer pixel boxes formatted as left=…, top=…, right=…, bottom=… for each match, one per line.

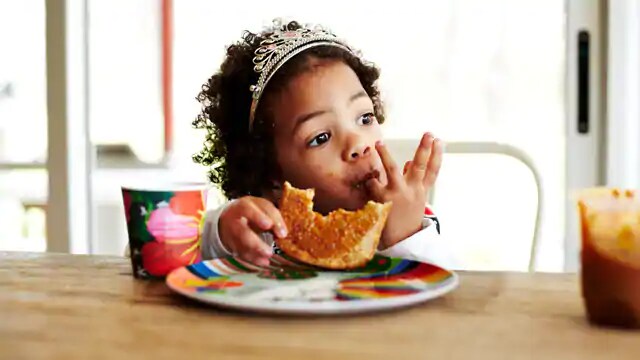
left=577, top=188, right=640, bottom=328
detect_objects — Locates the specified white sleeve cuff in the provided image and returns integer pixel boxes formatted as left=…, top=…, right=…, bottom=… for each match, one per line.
left=377, top=218, right=457, bottom=269
left=201, top=200, right=236, bottom=260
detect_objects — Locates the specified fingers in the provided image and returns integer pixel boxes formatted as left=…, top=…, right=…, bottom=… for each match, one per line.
left=235, top=198, right=286, bottom=238
left=375, top=141, right=402, bottom=188
left=407, top=133, right=434, bottom=183
left=253, top=197, right=288, bottom=238
left=403, top=161, right=412, bottom=175
left=221, top=198, right=286, bottom=267
left=234, top=199, right=274, bottom=231
left=228, top=217, right=272, bottom=267
left=365, top=176, right=385, bottom=202
left=424, top=138, right=443, bottom=187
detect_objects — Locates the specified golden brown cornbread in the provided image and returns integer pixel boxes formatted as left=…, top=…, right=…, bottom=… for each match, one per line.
left=277, top=182, right=391, bottom=269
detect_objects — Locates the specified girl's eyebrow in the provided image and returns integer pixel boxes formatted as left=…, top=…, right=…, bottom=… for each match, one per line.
left=292, top=91, right=368, bottom=135
left=292, top=109, right=328, bottom=135
left=348, top=90, right=368, bottom=104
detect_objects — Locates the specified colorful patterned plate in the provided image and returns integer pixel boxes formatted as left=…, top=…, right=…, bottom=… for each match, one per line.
left=166, top=254, right=459, bottom=315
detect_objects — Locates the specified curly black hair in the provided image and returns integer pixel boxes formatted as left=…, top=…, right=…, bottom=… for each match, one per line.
left=192, top=21, right=385, bottom=200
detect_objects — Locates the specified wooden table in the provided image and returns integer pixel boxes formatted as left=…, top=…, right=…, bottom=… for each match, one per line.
left=1, top=252, right=639, bottom=359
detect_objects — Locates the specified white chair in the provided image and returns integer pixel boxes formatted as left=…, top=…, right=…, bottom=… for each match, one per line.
left=385, top=139, right=542, bottom=272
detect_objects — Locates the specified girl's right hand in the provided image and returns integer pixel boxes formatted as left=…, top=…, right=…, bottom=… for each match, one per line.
left=218, top=196, right=288, bottom=266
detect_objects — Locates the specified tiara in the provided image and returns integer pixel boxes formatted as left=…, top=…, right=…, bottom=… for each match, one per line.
left=248, top=20, right=354, bottom=130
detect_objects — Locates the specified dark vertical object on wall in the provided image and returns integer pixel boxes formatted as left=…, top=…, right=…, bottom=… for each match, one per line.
left=578, top=30, right=590, bottom=134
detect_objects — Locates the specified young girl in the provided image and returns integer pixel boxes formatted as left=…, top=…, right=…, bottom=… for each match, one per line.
left=193, top=19, right=454, bottom=268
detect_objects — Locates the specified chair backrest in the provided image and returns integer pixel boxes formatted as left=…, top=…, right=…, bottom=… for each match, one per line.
left=384, top=139, right=543, bottom=272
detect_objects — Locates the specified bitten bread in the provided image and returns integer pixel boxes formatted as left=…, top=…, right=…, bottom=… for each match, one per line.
left=277, top=182, right=391, bottom=269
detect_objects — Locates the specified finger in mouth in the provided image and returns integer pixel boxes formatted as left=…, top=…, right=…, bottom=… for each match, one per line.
left=352, top=170, right=381, bottom=189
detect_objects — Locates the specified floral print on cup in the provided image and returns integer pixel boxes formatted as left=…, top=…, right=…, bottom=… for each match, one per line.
left=122, top=188, right=208, bottom=278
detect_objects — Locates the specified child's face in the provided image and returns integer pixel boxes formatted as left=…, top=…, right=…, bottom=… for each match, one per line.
left=270, top=59, right=387, bottom=214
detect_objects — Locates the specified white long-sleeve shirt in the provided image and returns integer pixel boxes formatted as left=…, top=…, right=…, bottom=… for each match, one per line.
left=201, top=201, right=456, bottom=269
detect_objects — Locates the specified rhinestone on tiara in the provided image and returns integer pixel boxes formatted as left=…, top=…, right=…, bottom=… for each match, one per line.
left=248, top=20, right=354, bottom=130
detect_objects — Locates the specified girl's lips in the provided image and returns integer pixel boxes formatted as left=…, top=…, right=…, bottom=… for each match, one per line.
left=351, top=169, right=381, bottom=189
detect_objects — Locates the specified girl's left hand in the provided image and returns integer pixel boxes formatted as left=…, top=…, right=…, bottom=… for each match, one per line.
left=366, top=132, right=442, bottom=249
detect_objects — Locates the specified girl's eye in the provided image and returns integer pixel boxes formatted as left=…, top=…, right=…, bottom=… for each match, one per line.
left=357, top=112, right=376, bottom=126
left=308, top=132, right=331, bottom=148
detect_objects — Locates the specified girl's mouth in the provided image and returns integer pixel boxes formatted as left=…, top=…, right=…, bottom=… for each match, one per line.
left=352, top=169, right=381, bottom=189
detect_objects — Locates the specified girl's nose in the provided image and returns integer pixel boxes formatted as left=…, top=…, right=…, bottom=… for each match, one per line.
left=343, top=135, right=372, bottom=162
